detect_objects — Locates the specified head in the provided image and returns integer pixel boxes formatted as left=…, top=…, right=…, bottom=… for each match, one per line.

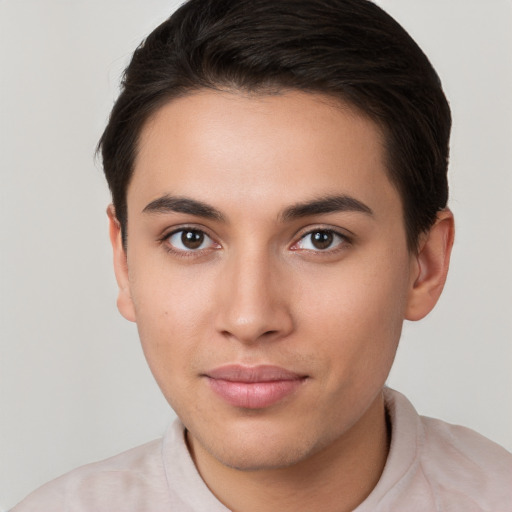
left=100, top=0, right=454, bottom=476
left=99, top=0, right=451, bottom=253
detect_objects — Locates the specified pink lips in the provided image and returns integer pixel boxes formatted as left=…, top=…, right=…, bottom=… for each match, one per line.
left=205, top=365, right=306, bottom=409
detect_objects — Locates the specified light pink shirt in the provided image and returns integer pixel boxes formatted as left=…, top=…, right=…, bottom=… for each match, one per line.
left=11, top=389, right=512, bottom=511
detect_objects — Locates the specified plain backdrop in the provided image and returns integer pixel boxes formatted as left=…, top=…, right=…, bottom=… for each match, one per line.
left=1, top=0, right=511, bottom=509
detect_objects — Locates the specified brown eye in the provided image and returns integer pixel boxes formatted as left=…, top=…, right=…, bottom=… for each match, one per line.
left=181, top=230, right=204, bottom=249
left=167, top=229, right=215, bottom=252
left=311, top=231, right=334, bottom=250
left=293, top=229, right=346, bottom=251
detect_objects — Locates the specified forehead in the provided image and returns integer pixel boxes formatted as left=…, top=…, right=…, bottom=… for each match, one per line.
left=130, top=89, right=400, bottom=219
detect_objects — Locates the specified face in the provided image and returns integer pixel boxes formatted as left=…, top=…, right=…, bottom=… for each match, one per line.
left=111, top=90, right=433, bottom=471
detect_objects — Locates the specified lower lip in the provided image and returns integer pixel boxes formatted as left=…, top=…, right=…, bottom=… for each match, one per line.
left=207, top=378, right=305, bottom=409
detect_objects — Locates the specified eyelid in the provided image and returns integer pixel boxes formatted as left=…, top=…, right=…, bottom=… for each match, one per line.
left=159, top=223, right=216, bottom=240
left=290, top=226, right=352, bottom=252
left=160, top=225, right=221, bottom=255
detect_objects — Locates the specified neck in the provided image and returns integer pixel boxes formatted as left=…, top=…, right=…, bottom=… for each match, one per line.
left=188, top=391, right=390, bottom=512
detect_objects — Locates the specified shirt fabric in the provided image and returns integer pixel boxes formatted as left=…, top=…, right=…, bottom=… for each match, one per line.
left=11, top=388, right=512, bottom=511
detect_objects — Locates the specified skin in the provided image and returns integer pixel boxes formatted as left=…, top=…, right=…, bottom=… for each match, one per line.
left=109, top=90, right=454, bottom=512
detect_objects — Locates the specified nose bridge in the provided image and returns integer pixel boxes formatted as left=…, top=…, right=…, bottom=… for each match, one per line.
left=215, top=243, right=292, bottom=343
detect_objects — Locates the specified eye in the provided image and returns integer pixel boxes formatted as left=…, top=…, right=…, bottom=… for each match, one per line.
left=166, top=229, right=217, bottom=252
left=293, top=229, right=347, bottom=251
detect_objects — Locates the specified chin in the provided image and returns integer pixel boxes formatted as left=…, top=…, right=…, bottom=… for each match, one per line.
left=193, top=420, right=329, bottom=472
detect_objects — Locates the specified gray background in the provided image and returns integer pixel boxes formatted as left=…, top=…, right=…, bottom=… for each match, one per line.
left=1, top=0, right=511, bottom=509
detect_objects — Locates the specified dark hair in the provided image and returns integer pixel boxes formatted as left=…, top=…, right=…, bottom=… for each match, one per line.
left=98, top=0, right=451, bottom=251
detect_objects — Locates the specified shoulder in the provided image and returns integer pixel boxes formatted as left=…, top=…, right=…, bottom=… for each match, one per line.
left=10, top=438, right=169, bottom=512
left=376, top=388, right=512, bottom=511
left=419, top=414, right=512, bottom=508
left=11, top=419, right=228, bottom=512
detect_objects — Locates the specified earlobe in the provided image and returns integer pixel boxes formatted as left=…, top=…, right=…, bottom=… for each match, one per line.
left=107, top=205, right=136, bottom=323
left=405, top=209, right=455, bottom=321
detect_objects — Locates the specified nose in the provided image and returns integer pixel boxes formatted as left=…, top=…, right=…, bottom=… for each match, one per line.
left=214, top=248, right=294, bottom=345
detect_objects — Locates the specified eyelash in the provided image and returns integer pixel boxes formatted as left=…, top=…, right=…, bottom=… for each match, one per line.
left=160, top=226, right=220, bottom=258
left=291, top=228, right=350, bottom=254
left=159, top=226, right=351, bottom=258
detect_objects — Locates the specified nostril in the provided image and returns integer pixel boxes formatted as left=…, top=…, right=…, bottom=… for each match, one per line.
left=220, top=327, right=282, bottom=344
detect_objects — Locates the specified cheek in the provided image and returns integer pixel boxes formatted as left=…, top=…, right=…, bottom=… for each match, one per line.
left=298, top=250, right=410, bottom=376
left=130, top=249, right=216, bottom=327
left=127, top=259, right=217, bottom=388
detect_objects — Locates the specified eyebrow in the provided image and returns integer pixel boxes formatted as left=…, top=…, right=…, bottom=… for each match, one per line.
left=142, top=195, right=225, bottom=221
left=280, top=195, right=373, bottom=221
left=142, top=193, right=373, bottom=223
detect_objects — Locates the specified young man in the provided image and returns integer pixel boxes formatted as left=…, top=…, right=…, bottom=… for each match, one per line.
left=12, top=0, right=512, bottom=510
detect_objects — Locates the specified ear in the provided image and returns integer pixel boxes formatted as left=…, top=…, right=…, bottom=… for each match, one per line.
left=107, top=205, right=136, bottom=322
left=405, top=209, right=455, bottom=321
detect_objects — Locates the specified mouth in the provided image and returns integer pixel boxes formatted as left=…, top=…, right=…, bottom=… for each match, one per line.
left=203, top=365, right=308, bottom=409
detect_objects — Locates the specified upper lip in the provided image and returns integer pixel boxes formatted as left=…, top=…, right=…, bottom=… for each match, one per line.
left=204, top=365, right=306, bottom=382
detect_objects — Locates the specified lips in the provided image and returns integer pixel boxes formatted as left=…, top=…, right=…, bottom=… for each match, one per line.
left=204, top=365, right=307, bottom=409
